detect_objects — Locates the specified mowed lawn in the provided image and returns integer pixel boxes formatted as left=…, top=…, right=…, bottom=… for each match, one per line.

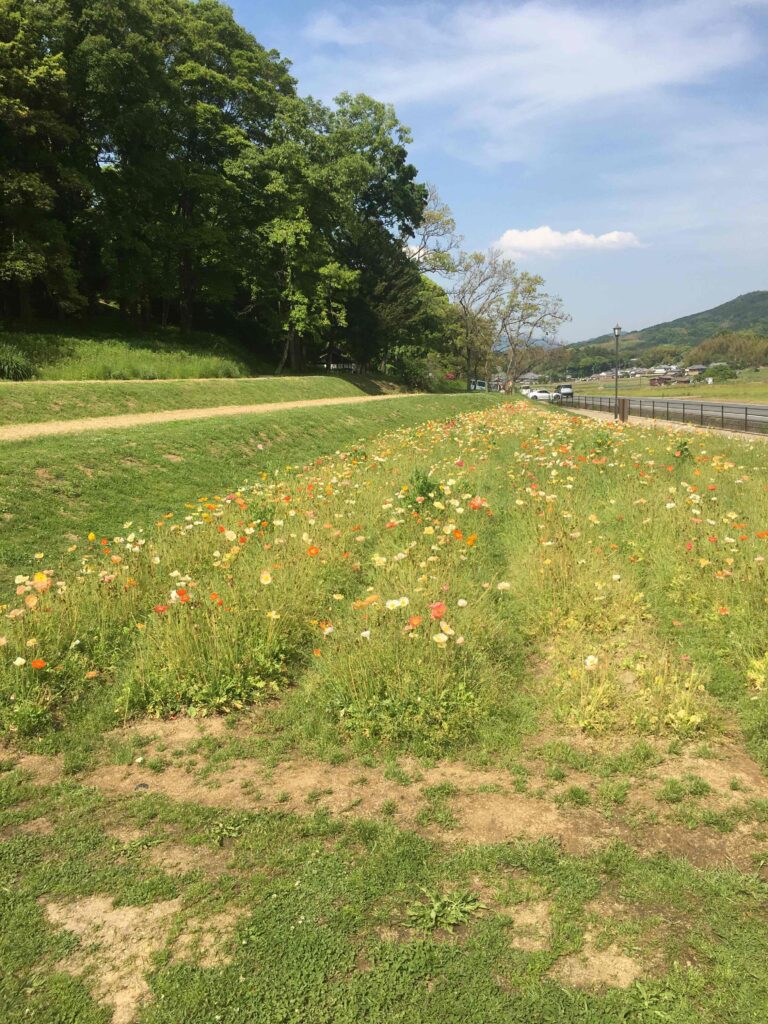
left=2, top=401, right=768, bottom=1023
left=0, top=374, right=402, bottom=427
left=576, top=367, right=768, bottom=403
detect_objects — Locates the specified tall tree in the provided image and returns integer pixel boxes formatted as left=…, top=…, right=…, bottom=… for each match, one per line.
left=406, top=183, right=460, bottom=276
left=497, top=271, right=570, bottom=386
left=450, top=250, right=508, bottom=389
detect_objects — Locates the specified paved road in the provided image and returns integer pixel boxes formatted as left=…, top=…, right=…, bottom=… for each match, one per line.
left=562, top=395, right=768, bottom=431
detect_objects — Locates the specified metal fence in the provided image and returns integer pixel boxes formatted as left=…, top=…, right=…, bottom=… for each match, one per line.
left=559, top=394, right=768, bottom=434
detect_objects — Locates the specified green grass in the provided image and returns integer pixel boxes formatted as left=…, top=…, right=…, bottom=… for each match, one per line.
left=0, top=393, right=502, bottom=585
left=1, top=769, right=767, bottom=1023
left=5, top=400, right=768, bottom=1021
left=1, top=324, right=260, bottom=380
left=0, top=375, right=403, bottom=427
left=575, top=367, right=768, bottom=403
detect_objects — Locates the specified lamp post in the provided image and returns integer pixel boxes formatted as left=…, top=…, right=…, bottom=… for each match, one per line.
left=613, top=323, right=622, bottom=421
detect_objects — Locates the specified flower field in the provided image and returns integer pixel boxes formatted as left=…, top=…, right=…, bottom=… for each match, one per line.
left=3, top=401, right=768, bottom=1023
left=3, top=402, right=767, bottom=766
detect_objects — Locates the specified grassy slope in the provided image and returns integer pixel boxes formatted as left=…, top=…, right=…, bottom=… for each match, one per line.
left=0, top=375, right=403, bottom=426
left=0, top=393, right=501, bottom=583
left=2, top=323, right=262, bottom=379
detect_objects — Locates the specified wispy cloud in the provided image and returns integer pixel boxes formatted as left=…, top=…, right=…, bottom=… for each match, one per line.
left=300, top=0, right=762, bottom=161
left=495, top=226, right=643, bottom=258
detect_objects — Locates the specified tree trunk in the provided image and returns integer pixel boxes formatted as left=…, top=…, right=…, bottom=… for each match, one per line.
left=289, top=330, right=303, bottom=372
left=179, top=257, right=193, bottom=331
left=18, top=281, right=32, bottom=324
left=275, top=328, right=291, bottom=375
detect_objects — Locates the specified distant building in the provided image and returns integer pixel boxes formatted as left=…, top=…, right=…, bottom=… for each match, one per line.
left=519, top=372, right=541, bottom=382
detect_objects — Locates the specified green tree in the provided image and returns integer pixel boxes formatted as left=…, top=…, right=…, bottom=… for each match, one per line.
left=0, top=0, right=83, bottom=318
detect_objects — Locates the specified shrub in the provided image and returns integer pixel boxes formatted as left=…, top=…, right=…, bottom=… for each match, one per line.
left=0, top=344, right=35, bottom=380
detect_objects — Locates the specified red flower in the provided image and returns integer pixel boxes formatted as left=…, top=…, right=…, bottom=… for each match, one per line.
left=429, top=601, right=447, bottom=620
left=154, top=604, right=169, bottom=614
left=30, top=659, right=46, bottom=669
left=307, top=545, right=320, bottom=557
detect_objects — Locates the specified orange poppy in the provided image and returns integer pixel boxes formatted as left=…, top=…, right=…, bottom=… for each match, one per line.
left=30, top=659, right=46, bottom=669
left=307, top=545, right=320, bottom=557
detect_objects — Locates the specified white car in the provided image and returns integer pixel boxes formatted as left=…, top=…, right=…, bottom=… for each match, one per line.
left=528, top=389, right=553, bottom=401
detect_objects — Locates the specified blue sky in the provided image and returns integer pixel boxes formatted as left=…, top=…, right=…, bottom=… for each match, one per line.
left=232, top=0, right=768, bottom=341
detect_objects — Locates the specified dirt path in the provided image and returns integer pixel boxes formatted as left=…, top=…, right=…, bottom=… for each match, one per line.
left=0, top=392, right=425, bottom=443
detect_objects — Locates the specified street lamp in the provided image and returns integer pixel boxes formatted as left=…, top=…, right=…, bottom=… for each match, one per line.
left=613, top=323, right=622, bottom=421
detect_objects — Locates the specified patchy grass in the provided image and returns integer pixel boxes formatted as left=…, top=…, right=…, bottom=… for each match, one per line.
left=1, top=766, right=767, bottom=1023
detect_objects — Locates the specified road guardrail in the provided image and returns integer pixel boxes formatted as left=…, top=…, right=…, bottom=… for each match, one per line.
left=559, top=394, right=768, bottom=434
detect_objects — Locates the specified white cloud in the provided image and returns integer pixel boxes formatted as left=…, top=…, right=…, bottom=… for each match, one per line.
left=298, top=0, right=762, bottom=162
left=495, top=226, right=643, bottom=257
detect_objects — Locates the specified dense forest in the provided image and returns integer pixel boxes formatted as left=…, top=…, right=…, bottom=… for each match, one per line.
left=0, top=0, right=467, bottom=374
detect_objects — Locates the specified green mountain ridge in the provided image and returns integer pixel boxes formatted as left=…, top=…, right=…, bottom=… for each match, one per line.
left=575, top=290, right=768, bottom=353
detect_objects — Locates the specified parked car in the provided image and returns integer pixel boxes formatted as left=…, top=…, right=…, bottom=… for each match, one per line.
left=528, top=389, right=553, bottom=401
left=470, top=379, right=487, bottom=392
left=555, top=384, right=573, bottom=397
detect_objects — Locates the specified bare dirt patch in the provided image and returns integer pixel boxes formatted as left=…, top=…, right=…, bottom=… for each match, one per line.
left=147, top=842, right=232, bottom=876
left=649, top=744, right=768, bottom=804
left=12, top=719, right=768, bottom=872
left=44, top=895, right=182, bottom=1024
left=501, top=900, right=553, bottom=952
left=43, top=896, right=247, bottom=1021
left=105, top=825, right=146, bottom=844
left=452, top=789, right=616, bottom=854
left=18, top=816, right=54, bottom=836
left=550, top=940, right=643, bottom=990
left=120, top=715, right=232, bottom=745
left=17, top=753, right=64, bottom=786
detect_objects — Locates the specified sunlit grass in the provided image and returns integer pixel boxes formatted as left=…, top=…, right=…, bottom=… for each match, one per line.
left=4, top=402, right=768, bottom=770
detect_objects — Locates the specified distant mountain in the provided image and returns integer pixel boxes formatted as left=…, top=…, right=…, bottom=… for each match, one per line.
left=575, top=291, right=768, bottom=353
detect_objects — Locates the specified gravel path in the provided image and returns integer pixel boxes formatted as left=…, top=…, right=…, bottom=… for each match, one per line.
left=0, top=392, right=424, bottom=443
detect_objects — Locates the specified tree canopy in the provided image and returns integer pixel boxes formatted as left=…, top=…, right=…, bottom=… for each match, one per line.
left=0, top=0, right=440, bottom=369
left=0, top=0, right=568, bottom=379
